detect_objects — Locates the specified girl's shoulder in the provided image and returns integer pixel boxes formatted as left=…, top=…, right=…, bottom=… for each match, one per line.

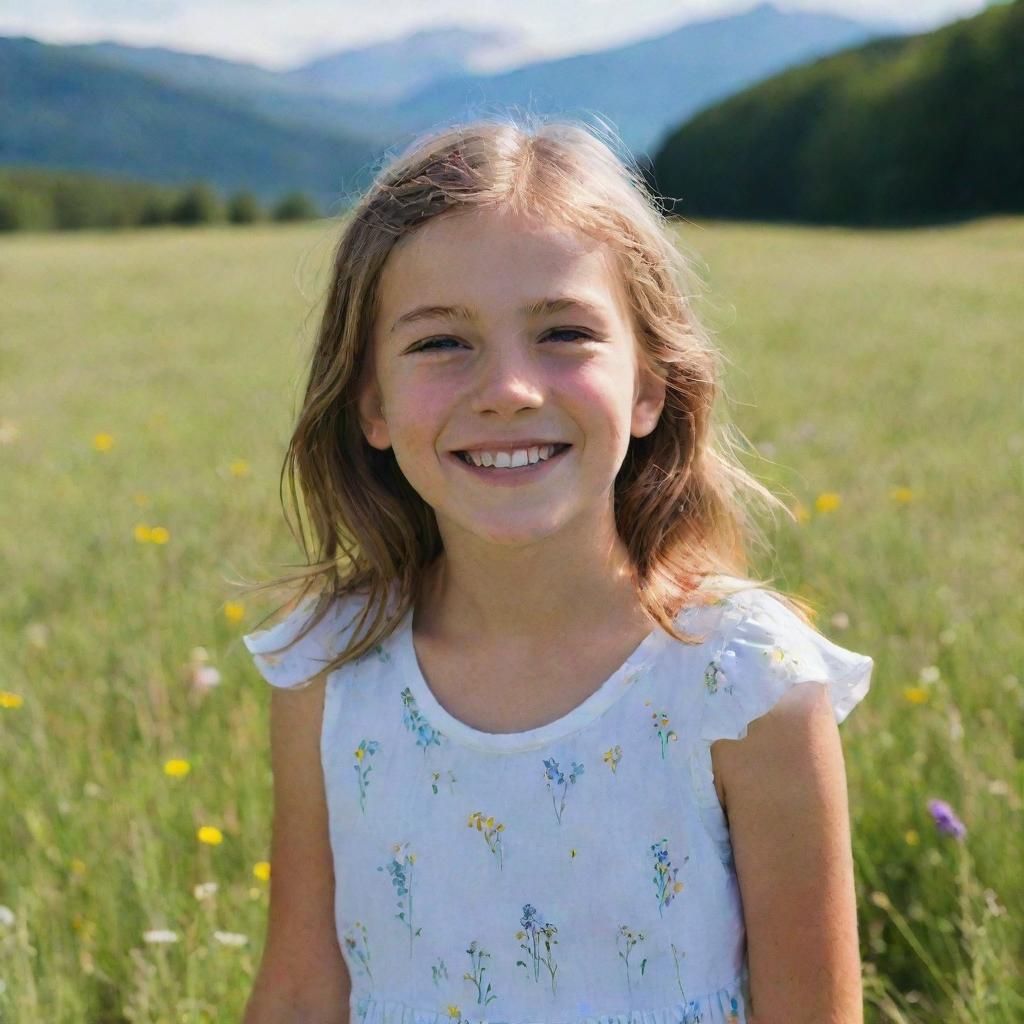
left=688, top=577, right=875, bottom=745
left=242, top=586, right=382, bottom=690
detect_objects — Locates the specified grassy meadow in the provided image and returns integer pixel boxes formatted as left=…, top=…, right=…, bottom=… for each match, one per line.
left=0, top=215, right=1021, bottom=1022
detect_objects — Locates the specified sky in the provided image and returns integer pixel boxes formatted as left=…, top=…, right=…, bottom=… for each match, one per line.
left=0, top=0, right=994, bottom=70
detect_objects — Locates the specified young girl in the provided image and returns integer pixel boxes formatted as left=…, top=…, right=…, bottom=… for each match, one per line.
left=240, top=117, right=873, bottom=1024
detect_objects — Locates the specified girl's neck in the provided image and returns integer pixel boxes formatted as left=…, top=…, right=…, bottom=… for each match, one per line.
left=414, top=539, right=648, bottom=649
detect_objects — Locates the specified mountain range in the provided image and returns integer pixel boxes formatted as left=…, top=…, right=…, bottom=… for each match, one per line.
left=0, top=3, right=904, bottom=209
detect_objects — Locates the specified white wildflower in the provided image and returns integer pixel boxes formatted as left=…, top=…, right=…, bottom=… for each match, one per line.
left=143, top=929, right=179, bottom=944
left=0, top=906, right=15, bottom=927
left=192, top=665, right=221, bottom=689
left=193, top=882, right=218, bottom=901
left=213, top=930, right=248, bottom=947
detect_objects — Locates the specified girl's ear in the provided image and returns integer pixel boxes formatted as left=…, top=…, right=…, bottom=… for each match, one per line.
left=355, top=365, right=392, bottom=451
left=630, top=357, right=667, bottom=440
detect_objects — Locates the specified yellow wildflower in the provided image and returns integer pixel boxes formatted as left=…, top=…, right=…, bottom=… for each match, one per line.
left=197, top=826, right=223, bottom=846
left=133, top=524, right=152, bottom=543
left=814, top=492, right=841, bottom=513
left=229, top=458, right=250, bottom=477
left=224, top=601, right=245, bottom=623
left=164, top=758, right=191, bottom=777
left=890, top=486, right=914, bottom=504
left=903, top=687, right=929, bottom=705
left=71, top=858, right=87, bottom=876
left=253, top=861, right=271, bottom=882
left=904, top=830, right=920, bottom=846
left=149, top=526, right=170, bottom=544
left=0, top=691, right=24, bottom=709
left=92, top=433, right=114, bottom=451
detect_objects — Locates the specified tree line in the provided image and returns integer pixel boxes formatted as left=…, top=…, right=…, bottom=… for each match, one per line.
left=652, top=0, right=1023, bottom=226
left=0, top=167, right=325, bottom=232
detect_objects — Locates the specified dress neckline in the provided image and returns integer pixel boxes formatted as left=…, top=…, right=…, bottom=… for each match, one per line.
left=396, top=603, right=679, bottom=753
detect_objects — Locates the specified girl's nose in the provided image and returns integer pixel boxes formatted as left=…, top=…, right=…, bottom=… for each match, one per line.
left=467, top=341, right=545, bottom=415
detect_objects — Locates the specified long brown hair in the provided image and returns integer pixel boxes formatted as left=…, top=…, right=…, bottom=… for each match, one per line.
left=235, top=113, right=815, bottom=676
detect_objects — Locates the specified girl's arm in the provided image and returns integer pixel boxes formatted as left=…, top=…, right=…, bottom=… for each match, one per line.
left=243, top=674, right=351, bottom=1024
left=710, top=680, right=864, bottom=1024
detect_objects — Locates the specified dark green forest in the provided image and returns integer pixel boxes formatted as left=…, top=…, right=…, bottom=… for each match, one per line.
left=0, top=166, right=322, bottom=232
left=652, top=1, right=1023, bottom=225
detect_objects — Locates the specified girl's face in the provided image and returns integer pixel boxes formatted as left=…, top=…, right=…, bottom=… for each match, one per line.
left=359, top=205, right=665, bottom=549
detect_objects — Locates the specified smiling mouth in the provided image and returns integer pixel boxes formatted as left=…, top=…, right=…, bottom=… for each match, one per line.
left=453, top=443, right=572, bottom=469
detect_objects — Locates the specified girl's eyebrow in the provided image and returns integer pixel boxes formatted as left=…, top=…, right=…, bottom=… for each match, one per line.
left=389, top=296, right=607, bottom=334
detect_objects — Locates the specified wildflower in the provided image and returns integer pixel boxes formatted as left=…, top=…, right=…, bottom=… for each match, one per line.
left=223, top=601, right=245, bottom=623
left=133, top=524, right=152, bottom=543
left=904, top=830, right=919, bottom=846
left=228, top=458, right=250, bottom=477
left=70, top=859, right=87, bottom=876
left=194, top=882, right=218, bottom=901
left=197, top=826, right=224, bottom=846
left=191, top=665, right=221, bottom=690
left=814, top=492, right=841, bottom=513
left=253, top=861, right=271, bottom=882
left=92, top=433, right=114, bottom=451
left=890, top=486, right=914, bottom=503
left=927, top=798, right=966, bottom=840
left=142, top=929, right=179, bottom=944
left=919, top=665, right=940, bottom=684
left=0, top=906, right=14, bottom=927
left=903, top=687, right=929, bottom=704
left=150, top=526, right=170, bottom=544
left=0, top=691, right=24, bottom=709
left=213, top=930, right=248, bottom=946
left=164, top=759, right=191, bottom=777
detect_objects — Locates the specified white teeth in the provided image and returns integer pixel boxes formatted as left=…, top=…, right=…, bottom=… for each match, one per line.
left=461, top=445, right=564, bottom=469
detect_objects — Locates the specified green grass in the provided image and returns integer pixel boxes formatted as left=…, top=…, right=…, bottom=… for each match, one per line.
left=1, top=217, right=1021, bottom=1022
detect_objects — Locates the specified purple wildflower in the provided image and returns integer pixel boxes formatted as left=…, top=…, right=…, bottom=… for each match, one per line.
left=927, top=798, right=966, bottom=840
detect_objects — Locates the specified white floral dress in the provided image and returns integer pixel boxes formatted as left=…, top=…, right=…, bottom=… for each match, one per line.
left=243, top=578, right=873, bottom=1024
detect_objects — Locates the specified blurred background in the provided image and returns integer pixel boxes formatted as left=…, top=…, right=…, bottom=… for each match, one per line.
left=1, top=1, right=1021, bottom=1021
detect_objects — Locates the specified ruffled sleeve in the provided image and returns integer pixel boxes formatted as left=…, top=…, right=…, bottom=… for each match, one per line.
left=689, top=587, right=874, bottom=863
left=242, top=592, right=364, bottom=689
left=699, top=588, right=873, bottom=743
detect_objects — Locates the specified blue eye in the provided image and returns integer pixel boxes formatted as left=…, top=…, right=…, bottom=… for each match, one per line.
left=414, top=330, right=589, bottom=351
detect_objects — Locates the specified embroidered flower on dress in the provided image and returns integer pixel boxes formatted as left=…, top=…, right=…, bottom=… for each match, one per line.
left=542, top=757, right=585, bottom=824
left=603, top=745, right=622, bottom=773
left=400, top=687, right=444, bottom=750
left=353, top=739, right=380, bottom=813
left=466, top=811, right=505, bottom=869
left=650, top=838, right=688, bottom=916
left=515, top=903, right=560, bottom=994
